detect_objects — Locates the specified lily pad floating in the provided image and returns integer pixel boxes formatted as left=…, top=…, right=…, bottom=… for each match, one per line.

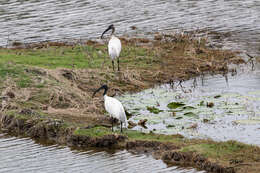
left=183, top=112, right=199, bottom=118
left=166, top=124, right=175, bottom=128
left=214, top=95, right=221, bottom=99
left=167, top=102, right=185, bottom=109
left=198, top=101, right=204, bottom=106
left=182, top=106, right=196, bottom=110
left=146, top=106, right=163, bottom=114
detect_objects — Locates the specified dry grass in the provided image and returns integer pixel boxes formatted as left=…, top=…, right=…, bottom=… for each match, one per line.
left=0, top=32, right=245, bottom=128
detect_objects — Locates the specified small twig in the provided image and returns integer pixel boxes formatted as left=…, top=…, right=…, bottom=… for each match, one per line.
left=6, top=32, right=10, bottom=48
left=245, top=53, right=255, bottom=71
left=245, top=53, right=254, bottom=59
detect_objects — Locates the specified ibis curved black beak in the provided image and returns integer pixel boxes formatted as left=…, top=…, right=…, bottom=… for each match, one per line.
left=92, top=85, right=108, bottom=97
left=101, top=24, right=115, bottom=39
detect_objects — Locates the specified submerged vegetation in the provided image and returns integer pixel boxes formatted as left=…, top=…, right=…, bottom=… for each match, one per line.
left=0, top=33, right=257, bottom=172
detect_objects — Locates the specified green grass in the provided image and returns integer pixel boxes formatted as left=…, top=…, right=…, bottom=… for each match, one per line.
left=0, top=44, right=155, bottom=70
left=126, top=130, right=183, bottom=143
left=5, top=110, right=47, bottom=120
left=0, top=63, right=33, bottom=88
left=181, top=140, right=252, bottom=159
left=73, top=126, right=184, bottom=144
left=0, top=45, right=106, bottom=69
left=73, top=126, right=113, bottom=137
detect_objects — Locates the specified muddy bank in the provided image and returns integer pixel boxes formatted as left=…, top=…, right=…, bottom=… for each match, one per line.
left=0, top=113, right=240, bottom=173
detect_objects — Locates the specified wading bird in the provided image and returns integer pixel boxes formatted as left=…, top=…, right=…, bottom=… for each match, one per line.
left=101, top=24, right=122, bottom=71
left=92, top=85, right=128, bottom=132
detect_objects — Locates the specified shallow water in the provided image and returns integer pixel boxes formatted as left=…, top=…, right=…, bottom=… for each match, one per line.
left=0, top=0, right=260, bottom=55
left=0, top=133, right=202, bottom=173
left=119, top=65, right=260, bottom=146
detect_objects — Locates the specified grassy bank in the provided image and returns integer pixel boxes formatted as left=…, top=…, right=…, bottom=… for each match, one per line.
left=0, top=33, right=243, bottom=125
left=1, top=111, right=259, bottom=173
left=0, top=33, right=256, bottom=172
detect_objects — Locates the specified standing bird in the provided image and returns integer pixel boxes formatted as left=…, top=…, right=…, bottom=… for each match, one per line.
left=92, top=85, right=128, bottom=132
left=101, top=24, right=122, bottom=71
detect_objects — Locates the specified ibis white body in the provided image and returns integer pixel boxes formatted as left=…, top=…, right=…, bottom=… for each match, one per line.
left=101, top=25, right=122, bottom=71
left=108, top=35, right=121, bottom=60
left=104, top=95, right=128, bottom=127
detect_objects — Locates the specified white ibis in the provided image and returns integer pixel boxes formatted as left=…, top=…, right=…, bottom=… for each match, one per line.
left=101, top=24, right=122, bottom=71
left=92, top=85, right=128, bottom=132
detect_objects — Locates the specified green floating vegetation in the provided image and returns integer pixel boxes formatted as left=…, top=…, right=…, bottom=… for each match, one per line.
left=166, top=124, right=175, bottom=128
left=146, top=106, right=163, bottom=114
left=167, top=102, right=185, bottom=109
left=182, top=106, right=196, bottom=110
left=183, top=112, right=199, bottom=118
left=214, top=95, right=221, bottom=99
left=198, top=101, right=205, bottom=106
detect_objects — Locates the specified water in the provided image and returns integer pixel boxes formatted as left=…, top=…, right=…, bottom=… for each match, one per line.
left=0, top=133, right=202, bottom=173
left=0, top=0, right=260, bottom=55
left=119, top=64, right=260, bottom=146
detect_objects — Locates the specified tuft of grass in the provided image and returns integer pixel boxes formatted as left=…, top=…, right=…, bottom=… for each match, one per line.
left=73, top=126, right=184, bottom=144
left=0, top=63, right=33, bottom=88
left=73, top=126, right=113, bottom=137
left=126, top=130, right=183, bottom=143
left=6, top=110, right=48, bottom=120
left=181, top=140, right=258, bottom=160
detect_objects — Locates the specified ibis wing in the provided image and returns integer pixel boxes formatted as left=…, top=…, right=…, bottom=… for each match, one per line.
left=104, top=96, right=127, bottom=126
left=108, top=36, right=121, bottom=59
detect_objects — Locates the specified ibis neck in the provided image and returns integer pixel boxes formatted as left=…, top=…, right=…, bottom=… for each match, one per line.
left=103, top=88, right=108, bottom=96
left=111, top=27, right=115, bottom=35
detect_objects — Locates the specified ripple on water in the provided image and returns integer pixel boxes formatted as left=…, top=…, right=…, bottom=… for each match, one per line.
left=0, top=0, right=260, bottom=55
left=0, top=134, right=202, bottom=173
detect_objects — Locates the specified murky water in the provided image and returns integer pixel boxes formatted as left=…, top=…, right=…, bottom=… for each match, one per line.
left=0, top=133, right=202, bottom=173
left=0, top=0, right=260, bottom=55
left=119, top=64, right=260, bottom=146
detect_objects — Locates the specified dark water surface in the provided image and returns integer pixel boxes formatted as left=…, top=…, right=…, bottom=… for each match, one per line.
left=0, top=0, right=260, bottom=55
left=0, top=134, right=202, bottom=173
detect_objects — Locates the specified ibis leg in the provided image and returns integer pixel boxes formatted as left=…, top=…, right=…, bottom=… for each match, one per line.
left=112, top=60, right=115, bottom=71
left=111, top=117, right=114, bottom=132
left=117, top=58, right=120, bottom=71
left=120, top=122, right=123, bottom=133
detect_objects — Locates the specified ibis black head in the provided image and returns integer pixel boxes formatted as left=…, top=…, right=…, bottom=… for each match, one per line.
left=92, top=85, right=109, bottom=98
left=101, top=24, right=115, bottom=39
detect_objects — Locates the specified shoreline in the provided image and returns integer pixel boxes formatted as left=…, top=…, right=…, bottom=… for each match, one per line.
left=0, top=113, right=236, bottom=173
left=0, top=33, right=259, bottom=172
